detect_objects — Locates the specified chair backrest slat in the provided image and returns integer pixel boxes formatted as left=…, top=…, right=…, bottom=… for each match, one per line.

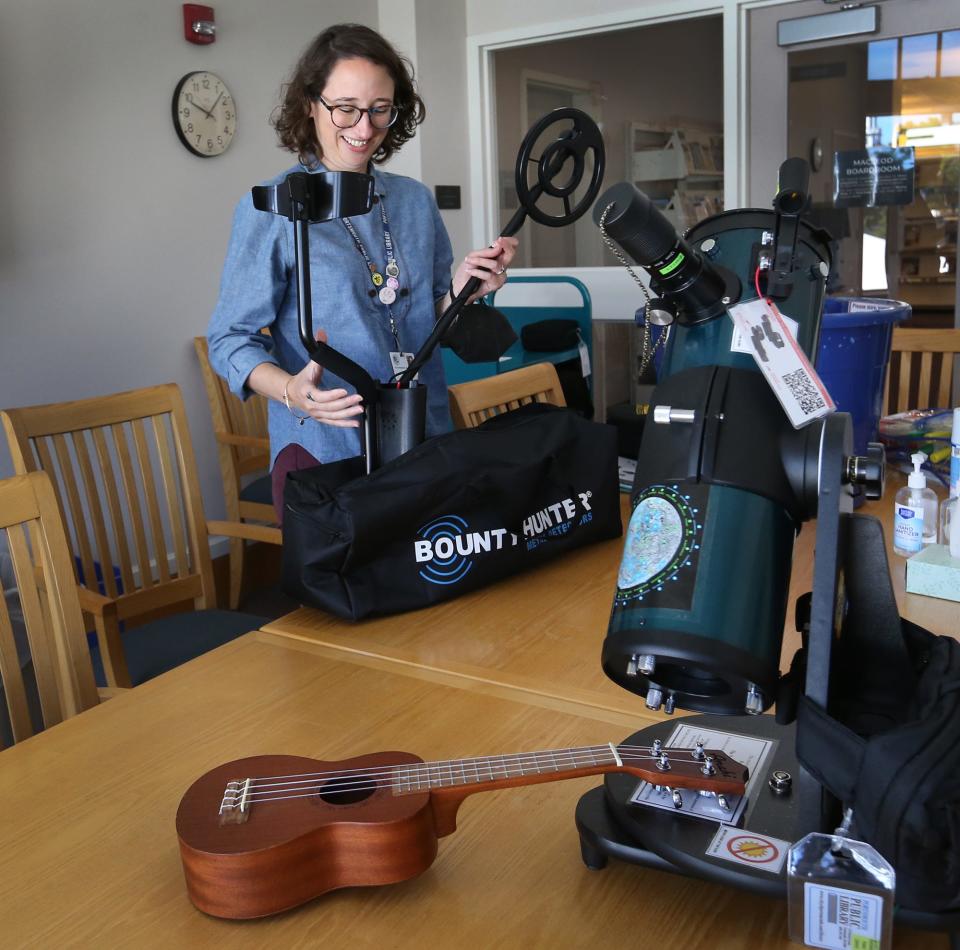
left=937, top=359, right=953, bottom=407
left=152, top=415, right=190, bottom=581
left=111, top=422, right=154, bottom=589
left=51, top=432, right=98, bottom=592
left=91, top=426, right=136, bottom=595
left=72, top=429, right=119, bottom=599
left=6, top=523, right=62, bottom=727
left=0, top=473, right=99, bottom=749
left=131, top=418, right=170, bottom=585
left=0, top=586, right=33, bottom=744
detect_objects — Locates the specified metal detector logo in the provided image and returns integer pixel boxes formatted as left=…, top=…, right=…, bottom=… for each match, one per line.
left=414, top=516, right=517, bottom=586
left=414, top=492, right=596, bottom=587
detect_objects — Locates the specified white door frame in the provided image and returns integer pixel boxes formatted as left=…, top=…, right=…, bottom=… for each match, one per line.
left=465, top=0, right=838, bottom=319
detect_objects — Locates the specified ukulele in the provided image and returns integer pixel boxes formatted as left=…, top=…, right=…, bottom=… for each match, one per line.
left=176, top=741, right=747, bottom=919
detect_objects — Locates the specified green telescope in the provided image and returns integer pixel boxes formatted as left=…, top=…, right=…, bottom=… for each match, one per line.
left=595, top=160, right=882, bottom=716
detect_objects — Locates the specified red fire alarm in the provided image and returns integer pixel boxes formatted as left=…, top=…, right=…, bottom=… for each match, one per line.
left=183, top=4, right=216, bottom=44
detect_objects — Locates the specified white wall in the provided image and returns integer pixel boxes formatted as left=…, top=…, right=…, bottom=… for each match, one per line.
left=416, top=0, right=473, bottom=256
left=0, top=1, right=377, bottom=519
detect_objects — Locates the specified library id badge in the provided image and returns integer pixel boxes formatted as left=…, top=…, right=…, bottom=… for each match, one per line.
left=787, top=827, right=894, bottom=950
left=389, top=351, right=418, bottom=381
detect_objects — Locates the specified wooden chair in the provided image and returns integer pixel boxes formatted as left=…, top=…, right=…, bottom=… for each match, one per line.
left=884, top=328, right=960, bottom=414
left=0, top=472, right=99, bottom=748
left=448, top=362, right=566, bottom=429
left=1, top=383, right=265, bottom=689
left=193, top=337, right=280, bottom=609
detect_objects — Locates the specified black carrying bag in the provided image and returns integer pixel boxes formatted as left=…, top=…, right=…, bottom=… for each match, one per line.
left=281, top=403, right=622, bottom=621
left=520, top=318, right=581, bottom=352
left=796, top=620, right=960, bottom=913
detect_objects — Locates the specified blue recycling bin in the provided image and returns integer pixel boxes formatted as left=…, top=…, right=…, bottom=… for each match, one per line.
left=815, top=297, right=911, bottom=456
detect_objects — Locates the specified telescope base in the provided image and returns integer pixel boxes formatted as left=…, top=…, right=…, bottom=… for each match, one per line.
left=574, top=713, right=960, bottom=940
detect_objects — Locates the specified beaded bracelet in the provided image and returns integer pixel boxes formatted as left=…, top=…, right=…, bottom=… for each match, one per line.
left=283, top=378, right=309, bottom=427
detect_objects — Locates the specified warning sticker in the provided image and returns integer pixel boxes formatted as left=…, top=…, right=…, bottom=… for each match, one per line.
left=706, top=825, right=789, bottom=874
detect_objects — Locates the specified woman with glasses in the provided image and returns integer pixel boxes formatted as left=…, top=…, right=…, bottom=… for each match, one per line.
left=207, top=23, right=518, bottom=520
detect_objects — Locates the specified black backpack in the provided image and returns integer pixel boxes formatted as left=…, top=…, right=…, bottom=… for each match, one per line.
left=790, top=518, right=960, bottom=913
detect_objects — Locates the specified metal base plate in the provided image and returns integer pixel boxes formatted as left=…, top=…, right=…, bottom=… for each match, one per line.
left=574, top=713, right=960, bottom=935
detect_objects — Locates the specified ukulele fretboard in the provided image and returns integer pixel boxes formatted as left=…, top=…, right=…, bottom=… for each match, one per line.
left=392, top=745, right=621, bottom=793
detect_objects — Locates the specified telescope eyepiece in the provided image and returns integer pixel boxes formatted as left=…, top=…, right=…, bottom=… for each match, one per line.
left=774, top=157, right=810, bottom=215
left=594, top=182, right=678, bottom=265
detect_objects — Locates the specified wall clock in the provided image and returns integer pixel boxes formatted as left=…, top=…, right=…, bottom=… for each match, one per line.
left=172, top=71, right=236, bottom=157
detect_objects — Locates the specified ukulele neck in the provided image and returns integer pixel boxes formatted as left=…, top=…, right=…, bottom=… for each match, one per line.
left=394, top=744, right=625, bottom=795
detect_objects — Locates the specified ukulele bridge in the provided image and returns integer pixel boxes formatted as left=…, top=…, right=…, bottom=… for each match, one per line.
left=219, top=778, right=252, bottom=825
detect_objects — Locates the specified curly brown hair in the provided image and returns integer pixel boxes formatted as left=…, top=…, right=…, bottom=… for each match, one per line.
left=272, top=23, right=425, bottom=167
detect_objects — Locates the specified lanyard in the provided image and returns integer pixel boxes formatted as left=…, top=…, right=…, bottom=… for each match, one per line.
left=342, top=198, right=403, bottom=349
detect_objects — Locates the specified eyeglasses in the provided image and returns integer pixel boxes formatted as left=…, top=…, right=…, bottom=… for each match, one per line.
left=315, top=96, right=399, bottom=130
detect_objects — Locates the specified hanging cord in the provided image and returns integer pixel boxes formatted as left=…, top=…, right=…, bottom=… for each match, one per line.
left=598, top=202, right=671, bottom=380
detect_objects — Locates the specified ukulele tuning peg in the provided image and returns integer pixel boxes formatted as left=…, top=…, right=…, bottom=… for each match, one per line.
left=672, top=789, right=683, bottom=809
left=718, top=794, right=730, bottom=811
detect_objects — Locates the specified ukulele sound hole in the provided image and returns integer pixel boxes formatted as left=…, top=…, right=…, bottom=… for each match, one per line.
left=317, top=778, right=377, bottom=806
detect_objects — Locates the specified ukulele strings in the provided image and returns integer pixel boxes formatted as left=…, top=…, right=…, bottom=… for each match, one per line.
left=220, top=745, right=723, bottom=809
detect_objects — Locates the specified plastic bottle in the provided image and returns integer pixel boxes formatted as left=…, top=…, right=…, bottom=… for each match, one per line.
left=941, top=496, right=960, bottom=559
left=893, top=452, right=938, bottom=557
left=951, top=407, right=960, bottom=499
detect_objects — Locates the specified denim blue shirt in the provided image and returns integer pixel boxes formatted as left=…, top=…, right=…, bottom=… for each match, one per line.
left=207, top=162, right=454, bottom=467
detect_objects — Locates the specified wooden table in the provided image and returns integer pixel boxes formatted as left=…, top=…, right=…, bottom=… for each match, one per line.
left=264, top=491, right=959, bottom=718
left=0, top=632, right=934, bottom=948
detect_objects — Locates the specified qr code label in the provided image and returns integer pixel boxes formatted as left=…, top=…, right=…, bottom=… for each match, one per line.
left=783, top=368, right=826, bottom=415
left=727, top=299, right=834, bottom=428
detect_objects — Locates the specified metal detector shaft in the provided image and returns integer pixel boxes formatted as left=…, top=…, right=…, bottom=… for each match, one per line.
left=396, top=204, right=529, bottom=386
left=397, top=108, right=604, bottom=387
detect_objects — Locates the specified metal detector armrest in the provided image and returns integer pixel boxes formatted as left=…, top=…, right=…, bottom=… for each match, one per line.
left=252, top=170, right=375, bottom=222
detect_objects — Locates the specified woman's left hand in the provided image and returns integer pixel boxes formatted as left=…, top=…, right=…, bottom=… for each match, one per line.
left=451, top=236, right=519, bottom=304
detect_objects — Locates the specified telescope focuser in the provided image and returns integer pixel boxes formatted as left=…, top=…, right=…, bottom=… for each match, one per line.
left=845, top=443, right=885, bottom=501
left=594, top=182, right=741, bottom=325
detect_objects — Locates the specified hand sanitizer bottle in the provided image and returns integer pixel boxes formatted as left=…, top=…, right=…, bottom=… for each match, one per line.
left=893, top=452, right=938, bottom=557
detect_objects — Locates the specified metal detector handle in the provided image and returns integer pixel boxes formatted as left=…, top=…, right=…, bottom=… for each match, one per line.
left=289, top=192, right=379, bottom=473
left=396, top=210, right=528, bottom=387
left=291, top=205, right=379, bottom=407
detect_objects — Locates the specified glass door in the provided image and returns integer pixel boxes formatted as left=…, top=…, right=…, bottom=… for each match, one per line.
left=748, top=0, right=960, bottom=328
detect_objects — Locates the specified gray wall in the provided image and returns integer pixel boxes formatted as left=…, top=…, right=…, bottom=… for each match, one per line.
left=0, top=1, right=378, bottom=520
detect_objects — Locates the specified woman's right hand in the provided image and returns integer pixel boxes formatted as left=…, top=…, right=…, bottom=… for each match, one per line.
left=286, top=330, right=365, bottom=428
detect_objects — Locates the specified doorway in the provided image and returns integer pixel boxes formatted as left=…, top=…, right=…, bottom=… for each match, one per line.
left=748, top=0, right=960, bottom=329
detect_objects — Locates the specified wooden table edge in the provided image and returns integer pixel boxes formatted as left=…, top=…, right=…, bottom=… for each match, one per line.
left=253, top=629, right=663, bottom=730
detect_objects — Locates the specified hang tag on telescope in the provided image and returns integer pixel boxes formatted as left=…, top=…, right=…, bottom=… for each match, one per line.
left=728, top=299, right=834, bottom=429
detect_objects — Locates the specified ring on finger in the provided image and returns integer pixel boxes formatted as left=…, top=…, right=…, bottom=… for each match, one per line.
left=306, top=391, right=315, bottom=402
left=496, top=266, right=506, bottom=275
